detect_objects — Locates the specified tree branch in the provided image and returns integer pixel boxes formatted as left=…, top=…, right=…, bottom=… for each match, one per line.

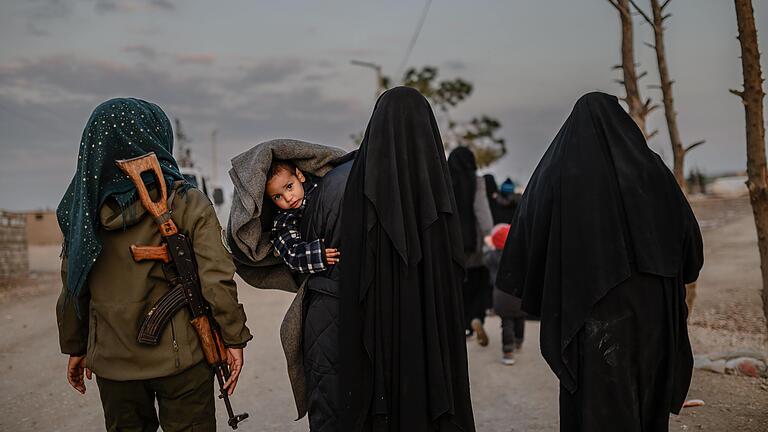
left=606, top=0, right=631, bottom=18
left=685, top=140, right=706, bottom=154
left=661, top=0, right=672, bottom=10
left=606, top=0, right=620, bottom=10
left=638, top=70, right=648, bottom=80
left=729, top=88, right=745, bottom=98
left=643, top=98, right=660, bottom=114
left=648, top=129, right=659, bottom=139
left=644, top=41, right=657, bottom=49
left=628, top=0, right=656, bottom=29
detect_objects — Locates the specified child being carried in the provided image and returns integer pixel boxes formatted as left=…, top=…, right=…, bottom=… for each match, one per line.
left=265, top=159, right=340, bottom=273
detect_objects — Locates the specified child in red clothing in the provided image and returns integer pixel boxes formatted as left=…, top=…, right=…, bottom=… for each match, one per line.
left=484, top=223, right=525, bottom=365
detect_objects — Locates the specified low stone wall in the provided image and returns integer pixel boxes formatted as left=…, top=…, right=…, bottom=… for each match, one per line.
left=0, top=211, right=28, bottom=280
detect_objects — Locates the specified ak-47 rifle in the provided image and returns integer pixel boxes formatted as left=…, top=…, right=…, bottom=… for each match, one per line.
left=115, top=152, right=248, bottom=430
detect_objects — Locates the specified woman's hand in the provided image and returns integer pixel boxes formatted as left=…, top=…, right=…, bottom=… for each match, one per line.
left=66, top=355, right=91, bottom=394
left=223, top=347, right=244, bottom=395
left=325, top=248, right=341, bottom=265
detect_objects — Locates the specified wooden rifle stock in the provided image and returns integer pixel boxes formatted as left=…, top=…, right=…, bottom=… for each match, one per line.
left=115, top=152, right=178, bottom=237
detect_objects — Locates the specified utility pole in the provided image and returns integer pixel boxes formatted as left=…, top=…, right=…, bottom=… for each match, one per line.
left=211, top=128, right=219, bottom=186
left=351, top=60, right=388, bottom=98
left=174, top=118, right=193, bottom=168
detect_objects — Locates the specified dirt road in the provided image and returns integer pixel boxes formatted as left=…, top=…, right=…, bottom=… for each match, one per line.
left=0, top=273, right=558, bottom=431
left=0, top=196, right=765, bottom=431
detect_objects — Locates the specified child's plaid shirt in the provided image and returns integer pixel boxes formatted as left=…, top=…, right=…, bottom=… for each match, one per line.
left=270, top=183, right=327, bottom=274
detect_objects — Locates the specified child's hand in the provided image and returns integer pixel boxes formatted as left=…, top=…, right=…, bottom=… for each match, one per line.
left=325, top=248, right=341, bottom=265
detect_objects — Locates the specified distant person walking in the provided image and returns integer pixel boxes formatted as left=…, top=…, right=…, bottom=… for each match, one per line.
left=448, top=147, right=494, bottom=346
left=498, top=92, right=703, bottom=432
left=483, top=223, right=525, bottom=365
left=483, top=174, right=519, bottom=224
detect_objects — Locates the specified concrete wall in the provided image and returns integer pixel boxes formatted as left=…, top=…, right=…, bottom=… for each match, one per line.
left=25, top=211, right=62, bottom=246
left=0, top=211, right=28, bottom=280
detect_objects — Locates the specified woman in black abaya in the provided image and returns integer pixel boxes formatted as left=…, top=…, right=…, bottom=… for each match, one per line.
left=339, top=87, right=476, bottom=432
left=497, top=92, right=703, bottom=432
left=448, top=147, right=494, bottom=343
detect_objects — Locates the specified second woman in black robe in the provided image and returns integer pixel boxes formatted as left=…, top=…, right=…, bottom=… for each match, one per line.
left=339, top=87, right=476, bottom=432
left=497, top=92, right=703, bottom=432
left=448, top=147, right=494, bottom=340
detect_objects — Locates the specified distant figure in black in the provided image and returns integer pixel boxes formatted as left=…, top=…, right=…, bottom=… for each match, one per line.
left=448, top=147, right=494, bottom=346
left=497, top=92, right=703, bottom=432
left=483, top=174, right=520, bottom=224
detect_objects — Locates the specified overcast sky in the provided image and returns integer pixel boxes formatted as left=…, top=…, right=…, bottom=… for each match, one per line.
left=1, top=0, right=766, bottom=210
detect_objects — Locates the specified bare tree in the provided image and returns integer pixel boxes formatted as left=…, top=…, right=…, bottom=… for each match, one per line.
left=351, top=66, right=506, bottom=167
left=731, top=0, right=768, bottom=335
left=630, top=0, right=705, bottom=190
left=607, top=0, right=658, bottom=139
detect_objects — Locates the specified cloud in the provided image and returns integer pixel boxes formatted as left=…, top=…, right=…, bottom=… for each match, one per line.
left=230, top=59, right=306, bottom=89
left=0, top=54, right=365, bottom=209
left=175, top=53, right=216, bottom=65
left=0, top=55, right=219, bottom=107
left=443, top=60, right=468, bottom=72
left=304, top=72, right=335, bottom=82
left=26, top=22, right=50, bottom=37
left=25, top=0, right=73, bottom=18
left=94, top=0, right=175, bottom=14
left=20, top=0, right=73, bottom=36
left=123, top=44, right=159, bottom=60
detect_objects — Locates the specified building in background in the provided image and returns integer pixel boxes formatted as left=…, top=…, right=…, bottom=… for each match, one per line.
left=23, top=210, right=62, bottom=273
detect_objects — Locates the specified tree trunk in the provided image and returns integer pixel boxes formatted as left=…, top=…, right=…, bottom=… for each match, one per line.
left=649, top=0, right=686, bottom=190
left=733, top=0, right=768, bottom=337
left=617, top=0, right=652, bottom=137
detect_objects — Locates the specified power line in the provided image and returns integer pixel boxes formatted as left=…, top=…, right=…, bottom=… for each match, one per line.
left=397, top=0, right=433, bottom=78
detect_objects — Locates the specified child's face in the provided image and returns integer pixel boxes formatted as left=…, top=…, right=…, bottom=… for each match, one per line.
left=266, top=167, right=306, bottom=210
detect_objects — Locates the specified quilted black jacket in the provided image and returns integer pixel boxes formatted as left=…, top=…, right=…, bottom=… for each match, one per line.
left=299, top=155, right=354, bottom=432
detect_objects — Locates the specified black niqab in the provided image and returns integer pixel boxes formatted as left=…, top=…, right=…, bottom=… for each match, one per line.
left=497, top=92, right=703, bottom=394
left=448, top=147, right=478, bottom=252
left=339, top=87, right=475, bottom=432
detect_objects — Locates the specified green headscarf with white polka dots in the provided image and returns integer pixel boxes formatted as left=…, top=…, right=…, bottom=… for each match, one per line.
left=57, top=98, right=185, bottom=305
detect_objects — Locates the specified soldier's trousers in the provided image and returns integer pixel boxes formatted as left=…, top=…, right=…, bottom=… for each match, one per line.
left=96, top=360, right=216, bottom=432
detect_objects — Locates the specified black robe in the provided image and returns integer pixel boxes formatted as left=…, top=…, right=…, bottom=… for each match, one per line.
left=483, top=174, right=518, bottom=225
left=448, top=146, right=479, bottom=253
left=497, top=92, right=703, bottom=431
left=339, top=87, right=476, bottom=432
